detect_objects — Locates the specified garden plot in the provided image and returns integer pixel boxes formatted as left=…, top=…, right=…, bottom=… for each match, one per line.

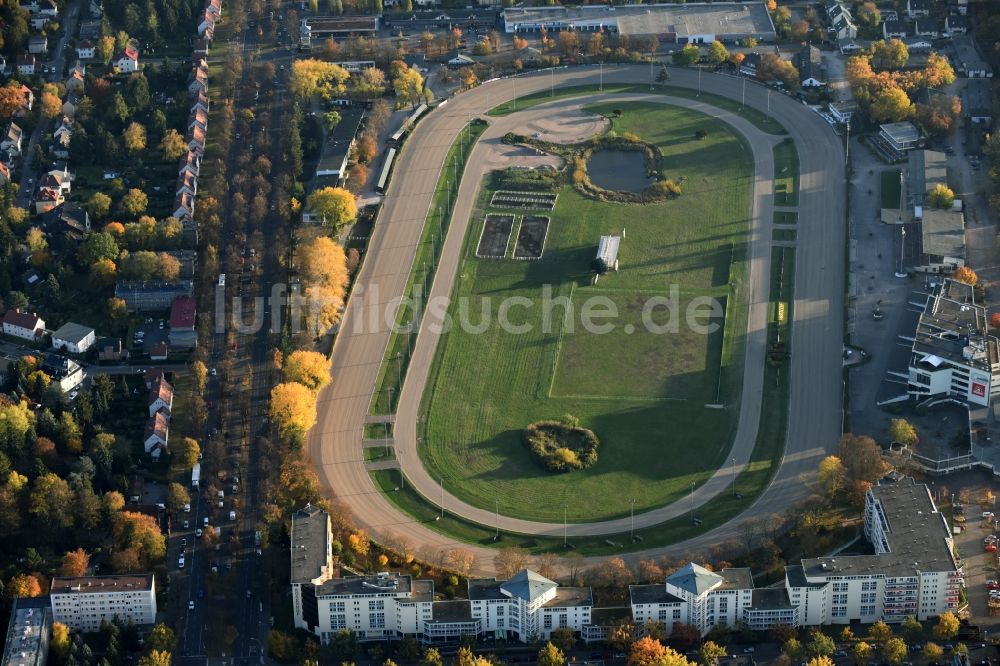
left=491, top=190, right=558, bottom=211
left=476, top=214, right=515, bottom=259
left=513, top=216, right=550, bottom=260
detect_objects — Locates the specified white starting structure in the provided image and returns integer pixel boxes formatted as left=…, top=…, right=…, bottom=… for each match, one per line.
left=596, top=235, right=621, bottom=272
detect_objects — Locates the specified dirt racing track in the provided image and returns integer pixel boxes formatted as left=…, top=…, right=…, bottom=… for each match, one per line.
left=307, top=66, right=846, bottom=574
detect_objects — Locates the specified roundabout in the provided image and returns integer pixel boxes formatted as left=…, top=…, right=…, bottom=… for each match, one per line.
left=308, top=65, right=846, bottom=574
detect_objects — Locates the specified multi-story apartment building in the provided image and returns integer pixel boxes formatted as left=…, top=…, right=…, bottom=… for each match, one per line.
left=904, top=279, right=1000, bottom=407
left=785, top=480, right=961, bottom=625
left=2, top=599, right=50, bottom=666
left=468, top=569, right=593, bottom=642
left=291, top=505, right=594, bottom=644
left=632, top=481, right=959, bottom=635
left=49, top=575, right=157, bottom=632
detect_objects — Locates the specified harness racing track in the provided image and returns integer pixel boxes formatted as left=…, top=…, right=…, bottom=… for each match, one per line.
left=307, top=66, right=845, bottom=574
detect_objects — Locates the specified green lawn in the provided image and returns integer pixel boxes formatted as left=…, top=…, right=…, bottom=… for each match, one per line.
left=881, top=169, right=902, bottom=210
left=418, top=101, right=754, bottom=522
left=488, top=82, right=788, bottom=136
left=773, top=138, right=799, bottom=207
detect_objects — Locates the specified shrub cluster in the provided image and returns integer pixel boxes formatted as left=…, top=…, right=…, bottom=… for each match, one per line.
left=523, top=418, right=600, bottom=472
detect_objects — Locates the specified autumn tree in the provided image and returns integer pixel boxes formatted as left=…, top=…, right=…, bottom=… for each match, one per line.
left=852, top=641, right=873, bottom=666
left=51, top=623, right=71, bottom=659
left=805, top=659, right=834, bottom=666
left=494, top=547, right=531, bottom=578
left=145, top=624, right=177, bottom=653
left=952, top=266, right=978, bottom=286
left=160, top=129, right=186, bottom=160
left=166, top=482, right=191, bottom=513
left=123, top=122, right=147, bottom=153
left=883, top=638, right=907, bottom=665
left=7, top=573, right=42, bottom=598
left=138, top=650, right=172, bottom=666
left=283, top=350, right=331, bottom=391
left=87, top=192, right=113, bottom=221
left=922, top=643, right=944, bottom=662
left=699, top=641, right=727, bottom=666
left=840, top=434, right=888, bottom=485
left=870, top=39, right=909, bottom=70
left=290, top=59, right=351, bottom=99
left=629, top=636, right=667, bottom=666
left=868, top=619, right=893, bottom=644
left=933, top=611, right=960, bottom=640
left=888, top=418, right=919, bottom=447
left=928, top=184, right=955, bottom=209
left=270, top=382, right=318, bottom=437
left=306, top=186, right=357, bottom=229
left=537, top=642, right=565, bottom=666
left=121, top=188, right=148, bottom=217
left=30, top=473, right=74, bottom=529
left=817, top=455, right=845, bottom=496
left=870, top=86, right=913, bottom=123
left=392, top=64, right=425, bottom=107
left=922, top=52, right=955, bottom=88
left=0, top=86, right=25, bottom=119
left=39, top=92, right=62, bottom=120
left=60, top=548, right=90, bottom=576
left=706, top=41, right=729, bottom=66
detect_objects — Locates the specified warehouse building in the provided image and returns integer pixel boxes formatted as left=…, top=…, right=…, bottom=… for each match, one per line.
left=501, top=3, right=775, bottom=43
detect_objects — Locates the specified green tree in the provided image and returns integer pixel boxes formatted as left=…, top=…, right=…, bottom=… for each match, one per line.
left=783, top=638, right=802, bottom=660
left=145, top=624, right=176, bottom=653
left=673, top=44, right=700, bottom=66
left=120, top=189, right=148, bottom=217
left=160, top=129, right=186, bottom=160
left=79, top=231, right=119, bottom=265
left=806, top=632, right=835, bottom=658
left=851, top=641, right=873, bottom=666
left=699, top=641, right=727, bottom=666
left=306, top=186, right=357, bottom=229
left=706, top=41, right=729, bottom=66
left=419, top=648, right=444, bottom=666
left=165, top=483, right=190, bottom=514
left=87, top=192, right=113, bottom=221
left=549, top=626, right=576, bottom=654
left=870, top=86, right=913, bottom=123
left=921, top=643, right=944, bottom=662
left=900, top=616, right=923, bottom=643
left=868, top=620, right=893, bottom=644
left=870, top=39, right=909, bottom=70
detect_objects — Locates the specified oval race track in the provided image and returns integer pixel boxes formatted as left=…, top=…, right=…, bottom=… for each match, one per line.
left=307, top=65, right=845, bottom=574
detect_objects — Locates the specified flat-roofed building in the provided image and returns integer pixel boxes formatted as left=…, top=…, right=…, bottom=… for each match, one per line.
left=502, top=3, right=776, bottom=43
left=963, top=79, right=992, bottom=123
left=49, top=575, right=156, bottom=632
left=300, top=15, right=378, bottom=49
left=50, top=321, right=96, bottom=353
left=877, top=122, right=921, bottom=161
left=952, top=34, right=992, bottom=78
left=2, top=599, right=50, bottom=666
left=314, top=107, right=365, bottom=184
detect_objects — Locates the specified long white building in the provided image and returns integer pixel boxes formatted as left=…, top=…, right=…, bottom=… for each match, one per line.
left=290, top=505, right=593, bottom=644
left=49, top=575, right=157, bottom=633
left=631, top=480, right=960, bottom=634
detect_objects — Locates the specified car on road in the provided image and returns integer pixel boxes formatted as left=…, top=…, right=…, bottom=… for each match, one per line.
left=184, top=503, right=191, bottom=512
left=178, top=556, right=185, bottom=568
left=188, top=600, right=195, bottom=610
left=183, top=520, right=189, bottom=529
left=196, top=528, right=203, bottom=537
left=203, top=517, right=209, bottom=526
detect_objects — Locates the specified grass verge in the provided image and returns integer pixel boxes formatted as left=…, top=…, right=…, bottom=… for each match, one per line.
left=368, top=120, right=487, bottom=416
left=773, top=138, right=799, bottom=207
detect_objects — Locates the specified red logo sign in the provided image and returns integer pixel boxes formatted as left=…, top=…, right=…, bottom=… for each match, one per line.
left=972, top=383, right=987, bottom=397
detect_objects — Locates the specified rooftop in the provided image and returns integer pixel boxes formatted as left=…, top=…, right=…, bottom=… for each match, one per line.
left=907, top=149, right=948, bottom=206
left=50, top=574, right=153, bottom=594
left=963, top=79, right=992, bottom=116
left=291, top=504, right=331, bottom=584
left=429, top=600, right=474, bottom=623
left=718, top=567, right=754, bottom=591
left=919, top=208, right=965, bottom=261
left=51, top=321, right=94, bottom=343
left=911, top=279, right=997, bottom=372
left=952, top=34, right=990, bottom=75
left=629, top=584, right=685, bottom=605
left=802, top=480, right=958, bottom=578
left=503, top=3, right=775, bottom=38
left=667, top=562, right=722, bottom=596
left=748, top=588, right=795, bottom=610
left=169, top=296, right=196, bottom=328
left=2, top=599, right=50, bottom=666
left=315, top=572, right=419, bottom=598
left=316, top=107, right=364, bottom=177
left=500, top=569, right=557, bottom=602
left=881, top=122, right=921, bottom=145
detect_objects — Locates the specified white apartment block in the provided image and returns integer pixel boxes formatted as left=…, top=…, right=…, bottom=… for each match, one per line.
left=904, top=280, right=1000, bottom=408
left=632, top=480, right=959, bottom=635
left=49, top=575, right=157, bottom=632
left=631, top=564, right=797, bottom=636
left=290, top=505, right=593, bottom=644
left=786, top=480, right=961, bottom=626
left=468, top=569, right=593, bottom=642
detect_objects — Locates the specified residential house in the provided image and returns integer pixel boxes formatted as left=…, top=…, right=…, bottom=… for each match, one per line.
left=188, top=65, right=208, bottom=95
left=96, top=337, right=126, bottom=361
left=883, top=20, right=909, bottom=39
left=16, top=54, right=37, bottom=76
left=18, top=84, right=33, bottom=112
left=904, top=36, right=934, bottom=51
left=143, top=411, right=169, bottom=458
left=906, top=0, right=930, bottom=19
left=168, top=296, right=197, bottom=348
left=205, top=0, right=221, bottom=17
left=915, top=18, right=942, bottom=38
left=34, top=186, right=63, bottom=214
left=953, top=34, right=992, bottom=78
left=2, top=123, right=23, bottom=158
left=186, top=124, right=206, bottom=154
left=38, top=0, right=57, bottom=17
left=179, top=150, right=201, bottom=178
left=18, top=0, right=38, bottom=12
left=191, top=90, right=210, bottom=114
left=88, top=0, right=102, bottom=17
left=113, top=46, right=139, bottom=73
left=51, top=322, right=96, bottom=353
left=192, top=38, right=208, bottom=61
left=951, top=0, right=967, bottom=15
left=52, top=116, right=74, bottom=158
left=794, top=45, right=823, bottom=87
left=148, top=341, right=168, bottom=361
left=27, top=35, right=47, bottom=54
left=60, top=98, right=75, bottom=119
left=38, top=167, right=71, bottom=196
left=963, top=78, right=992, bottom=123
left=945, top=13, right=968, bottom=34
left=41, top=202, right=90, bottom=246
left=66, top=66, right=85, bottom=92
left=176, top=171, right=197, bottom=197
left=172, top=191, right=194, bottom=220
left=829, top=9, right=857, bottom=40
left=2, top=310, right=44, bottom=341
left=50, top=576, right=156, bottom=633
left=197, top=9, right=216, bottom=38
left=147, top=376, right=173, bottom=417
left=75, top=40, right=96, bottom=59
left=739, top=53, right=761, bottom=78
left=40, top=354, right=85, bottom=392
left=446, top=53, right=475, bottom=68
left=189, top=107, right=208, bottom=133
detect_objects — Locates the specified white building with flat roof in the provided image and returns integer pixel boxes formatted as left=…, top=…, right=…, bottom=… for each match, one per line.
left=49, top=575, right=157, bottom=632
left=468, top=569, right=593, bottom=642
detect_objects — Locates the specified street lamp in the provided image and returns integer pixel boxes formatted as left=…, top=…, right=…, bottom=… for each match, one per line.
left=895, top=226, right=907, bottom=278
left=629, top=498, right=636, bottom=541
left=689, top=482, right=696, bottom=523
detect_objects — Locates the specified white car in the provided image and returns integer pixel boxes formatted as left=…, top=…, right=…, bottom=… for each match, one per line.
left=184, top=503, right=191, bottom=512
left=178, top=556, right=185, bottom=569
left=188, top=601, right=195, bottom=610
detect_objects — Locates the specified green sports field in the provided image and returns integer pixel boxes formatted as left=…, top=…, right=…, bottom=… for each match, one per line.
left=419, top=100, right=754, bottom=522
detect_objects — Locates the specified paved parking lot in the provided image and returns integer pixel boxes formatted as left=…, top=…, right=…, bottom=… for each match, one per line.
left=132, top=318, right=170, bottom=353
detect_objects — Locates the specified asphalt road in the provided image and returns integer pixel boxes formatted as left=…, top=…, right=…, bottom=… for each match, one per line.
left=308, top=65, right=845, bottom=574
